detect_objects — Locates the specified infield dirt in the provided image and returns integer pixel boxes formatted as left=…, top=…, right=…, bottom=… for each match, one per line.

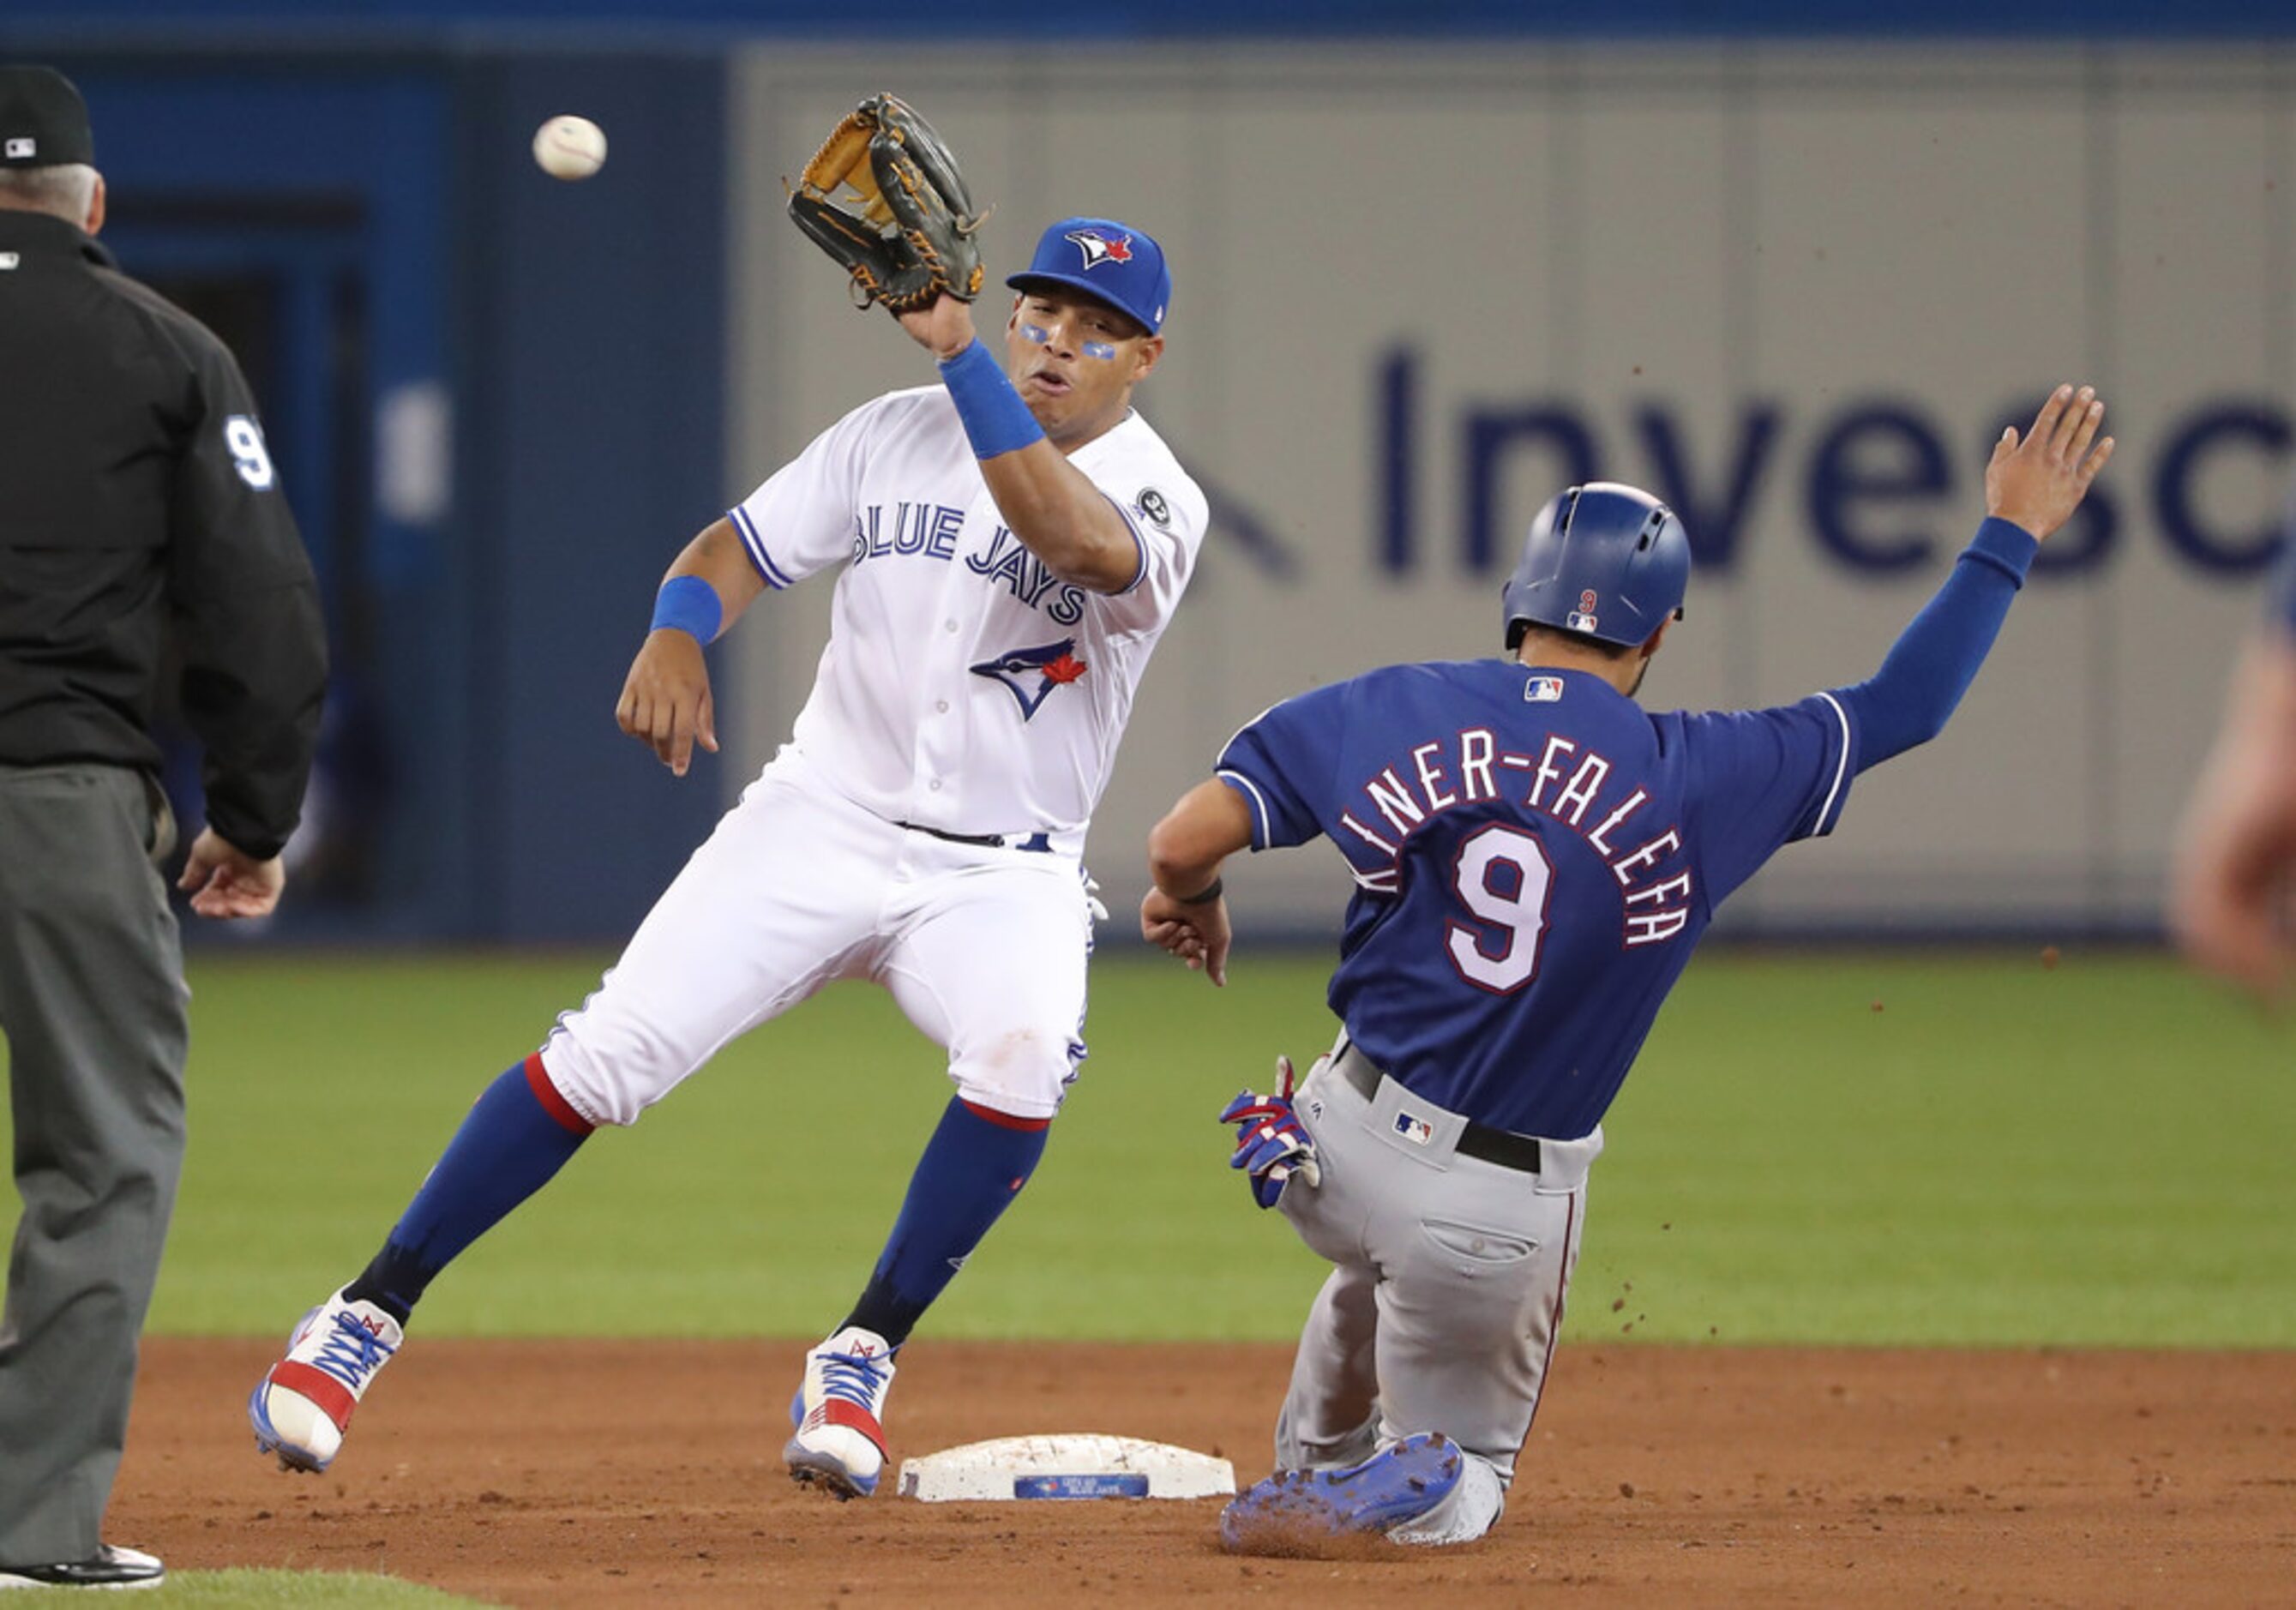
left=119, top=1339, right=2293, bottom=1607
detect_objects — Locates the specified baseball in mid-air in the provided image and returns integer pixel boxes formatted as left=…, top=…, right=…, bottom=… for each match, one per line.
left=532, top=115, right=607, bottom=181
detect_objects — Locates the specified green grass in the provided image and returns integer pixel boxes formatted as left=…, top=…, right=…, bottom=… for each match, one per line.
left=7, top=946, right=2293, bottom=1347
left=1585, top=950, right=2296, bottom=1344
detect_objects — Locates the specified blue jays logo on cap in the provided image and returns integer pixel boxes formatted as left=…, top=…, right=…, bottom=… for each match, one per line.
left=1065, top=227, right=1134, bottom=268
left=1008, top=215, right=1171, bottom=333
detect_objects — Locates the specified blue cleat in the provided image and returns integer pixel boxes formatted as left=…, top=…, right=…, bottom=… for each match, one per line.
left=1220, top=1431, right=1465, bottom=1552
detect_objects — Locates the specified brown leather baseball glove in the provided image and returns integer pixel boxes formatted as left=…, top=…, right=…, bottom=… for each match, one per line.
left=789, top=93, right=986, bottom=314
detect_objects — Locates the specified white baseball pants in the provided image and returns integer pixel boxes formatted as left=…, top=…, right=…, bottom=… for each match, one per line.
left=538, top=748, right=1094, bottom=1126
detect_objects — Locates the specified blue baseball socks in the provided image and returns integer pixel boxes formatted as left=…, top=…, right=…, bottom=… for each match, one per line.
left=344, top=1054, right=592, bottom=1324
left=843, top=1096, right=1052, bottom=1347
left=340, top=1072, right=1044, bottom=1343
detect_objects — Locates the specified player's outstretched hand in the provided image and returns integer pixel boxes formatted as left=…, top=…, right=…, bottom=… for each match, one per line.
left=1986, top=383, right=2115, bottom=542
left=616, top=628, right=719, bottom=777
left=1141, top=886, right=1232, bottom=987
left=177, top=827, right=285, bottom=920
left=897, top=292, right=977, bottom=360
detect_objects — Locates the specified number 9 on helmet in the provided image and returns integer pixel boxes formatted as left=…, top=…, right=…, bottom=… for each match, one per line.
left=1501, top=483, right=1692, bottom=651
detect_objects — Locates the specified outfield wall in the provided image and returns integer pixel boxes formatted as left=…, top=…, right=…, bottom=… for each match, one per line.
left=730, top=44, right=2295, bottom=937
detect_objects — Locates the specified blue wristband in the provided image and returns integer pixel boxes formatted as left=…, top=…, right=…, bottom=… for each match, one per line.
left=650, top=574, right=723, bottom=645
left=939, top=339, right=1046, bottom=460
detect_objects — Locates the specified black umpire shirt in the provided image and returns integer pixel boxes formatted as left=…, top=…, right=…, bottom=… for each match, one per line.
left=0, top=207, right=326, bottom=861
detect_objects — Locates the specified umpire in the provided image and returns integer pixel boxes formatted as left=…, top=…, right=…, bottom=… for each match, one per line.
left=0, top=66, right=325, bottom=1589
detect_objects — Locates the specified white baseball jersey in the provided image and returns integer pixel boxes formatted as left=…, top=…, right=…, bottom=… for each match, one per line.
left=727, top=385, right=1209, bottom=856
left=538, top=381, right=1205, bottom=1129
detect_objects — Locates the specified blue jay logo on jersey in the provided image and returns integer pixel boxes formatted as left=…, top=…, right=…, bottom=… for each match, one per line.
left=971, top=638, right=1091, bottom=720
left=1525, top=676, right=1565, bottom=703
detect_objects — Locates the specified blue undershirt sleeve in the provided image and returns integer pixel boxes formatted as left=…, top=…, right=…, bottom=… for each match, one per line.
left=1835, top=517, right=2040, bottom=772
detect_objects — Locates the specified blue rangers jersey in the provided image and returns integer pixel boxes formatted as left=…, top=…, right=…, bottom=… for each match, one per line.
left=1217, top=664, right=1856, bottom=1140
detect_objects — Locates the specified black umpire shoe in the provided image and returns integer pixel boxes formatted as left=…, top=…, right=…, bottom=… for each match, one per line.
left=0, top=1543, right=165, bottom=1589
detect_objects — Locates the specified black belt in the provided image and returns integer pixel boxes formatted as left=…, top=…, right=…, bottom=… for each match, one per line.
left=894, top=820, right=1053, bottom=853
left=1337, top=1048, right=1543, bottom=1174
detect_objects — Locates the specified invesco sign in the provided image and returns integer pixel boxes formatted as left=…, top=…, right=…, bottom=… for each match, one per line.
left=1372, top=350, right=2289, bottom=580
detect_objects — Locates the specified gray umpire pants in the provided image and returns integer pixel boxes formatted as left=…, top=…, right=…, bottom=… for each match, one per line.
left=0, top=763, right=187, bottom=1565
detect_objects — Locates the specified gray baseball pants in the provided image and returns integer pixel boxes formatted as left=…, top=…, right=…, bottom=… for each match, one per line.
left=0, top=764, right=188, bottom=1565
left=1272, top=1035, right=1602, bottom=1543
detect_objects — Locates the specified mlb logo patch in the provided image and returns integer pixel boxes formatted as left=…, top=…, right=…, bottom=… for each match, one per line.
left=0, top=253, right=18, bottom=272
left=1525, top=676, right=1565, bottom=703
left=4, top=138, right=33, bottom=160
left=1393, top=1112, right=1433, bottom=1147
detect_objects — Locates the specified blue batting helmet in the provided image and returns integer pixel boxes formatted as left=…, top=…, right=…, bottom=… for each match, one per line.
left=1501, top=483, right=1691, bottom=651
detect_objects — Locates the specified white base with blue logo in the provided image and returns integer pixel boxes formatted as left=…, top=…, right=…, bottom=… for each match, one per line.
left=897, top=1434, right=1234, bottom=1502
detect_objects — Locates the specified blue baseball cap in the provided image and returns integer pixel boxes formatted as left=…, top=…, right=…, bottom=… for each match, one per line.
left=1006, top=216, right=1170, bottom=334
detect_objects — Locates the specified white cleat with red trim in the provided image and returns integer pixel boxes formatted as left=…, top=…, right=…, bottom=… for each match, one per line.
left=784, top=1325, right=897, bottom=1499
left=248, top=1289, right=402, bottom=1474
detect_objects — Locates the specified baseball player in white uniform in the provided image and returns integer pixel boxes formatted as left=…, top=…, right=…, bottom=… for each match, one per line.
left=247, top=215, right=1205, bottom=1500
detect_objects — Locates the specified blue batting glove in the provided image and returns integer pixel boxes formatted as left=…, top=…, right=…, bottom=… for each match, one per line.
left=1217, top=1055, right=1322, bottom=1209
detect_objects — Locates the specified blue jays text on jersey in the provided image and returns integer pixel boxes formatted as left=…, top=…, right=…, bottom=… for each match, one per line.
left=850, top=499, right=965, bottom=562
left=1217, top=661, right=1854, bottom=1140
left=848, top=502, right=1090, bottom=625
left=726, top=383, right=1207, bottom=852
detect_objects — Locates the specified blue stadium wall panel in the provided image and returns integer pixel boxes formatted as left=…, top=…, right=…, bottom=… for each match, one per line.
left=454, top=52, right=729, bottom=941
left=4, top=47, right=728, bottom=942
